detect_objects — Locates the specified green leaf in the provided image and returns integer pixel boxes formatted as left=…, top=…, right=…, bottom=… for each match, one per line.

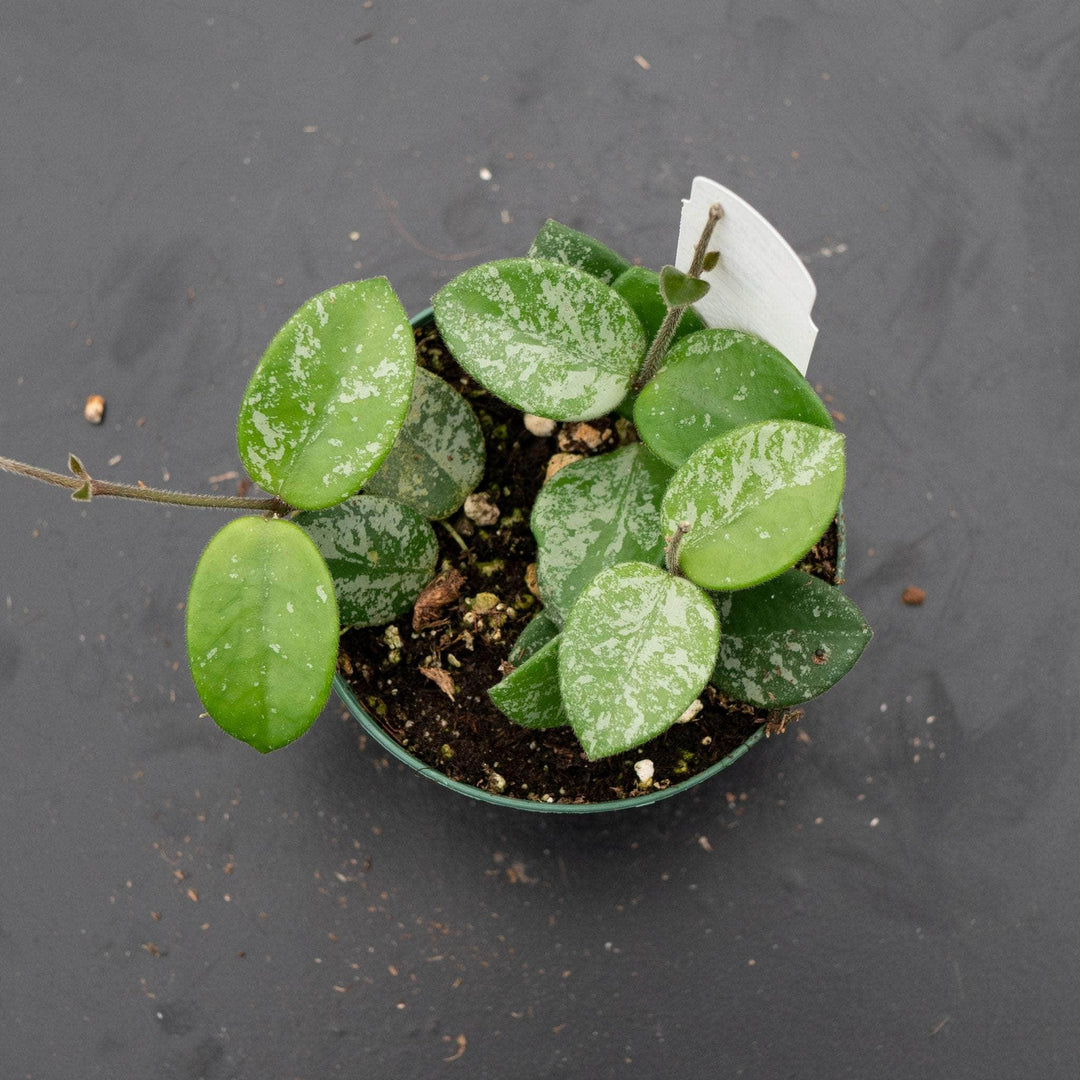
left=559, top=562, right=719, bottom=759
left=488, top=635, right=568, bottom=729
left=363, top=367, right=485, bottom=519
left=610, top=265, right=706, bottom=345
left=433, top=258, right=647, bottom=421
left=297, top=494, right=438, bottom=629
left=68, top=453, right=88, bottom=478
left=186, top=517, right=339, bottom=753
left=531, top=443, right=673, bottom=624
left=71, top=482, right=92, bottom=501
left=508, top=610, right=561, bottom=665
left=658, top=265, right=711, bottom=308
left=634, top=328, right=834, bottom=469
left=661, top=420, right=845, bottom=591
left=528, top=220, right=631, bottom=284
left=710, top=569, right=872, bottom=708
left=701, top=250, right=720, bottom=272
left=237, top=277, right=415, bottom=511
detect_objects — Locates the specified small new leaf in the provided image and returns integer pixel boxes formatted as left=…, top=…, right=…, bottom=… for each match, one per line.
left=71, top=481, right=92, bottom=501
left=611, top=266, right=706, bottom=346
left=659, top=265, right=711, bottom=308
left=68, top=454, right=88, bottom=478
left=701, top=250, right=721, bottom=272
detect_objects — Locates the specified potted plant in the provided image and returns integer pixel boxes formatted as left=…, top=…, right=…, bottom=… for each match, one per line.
left=1, top=178, right=870, bottom=811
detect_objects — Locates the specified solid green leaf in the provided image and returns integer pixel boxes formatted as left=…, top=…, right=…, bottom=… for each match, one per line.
left=433, top=258, right=647, bottom=421
left=710, top=569, right=872, bottom=708
left=488, top=634, right=568, bottom=729
left=297, top=494, right=438, bottom=629
left=658, top=265, right=711, bottom=308
left=363, top=367, right=485, bottom=519
left=508, top=610, right=561, bottom=665
left=610, top=265, right=706, bottom=345
left=528, top=220, right=631, bottom=284
left=661, top=420, right=846, bottom=591
left=186, top=516, right=339, bottom=753
left=634, top=328, right=834, bottom=469
left=531, top=443, right=673, bottom=624
left=237, top=277, right=415, bottom=511
left=558, top=562, right=719, bottom=759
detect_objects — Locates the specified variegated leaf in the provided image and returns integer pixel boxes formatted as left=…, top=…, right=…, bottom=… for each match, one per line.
left=634, top=328, right=833, bottom=469
left=559, top=562, right=718, bottom=760
left=297, top=494, right=438, bottom=629
left=531, top=444, right=673, bottom=624
left=433, top=259, right=646, bottom=421
left=237, top=278, right=415, bottom=511
left=364, top=367, right=485, bottom=519
left=528, top=220, right=631, bottom=284
left=710, top=569, right=872, bottom=708
left=661, top=420, right=845, bottom=591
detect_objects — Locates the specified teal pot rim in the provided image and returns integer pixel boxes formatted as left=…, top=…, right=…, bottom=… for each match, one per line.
left=334, top=669, right=769, bottom=814
left=332, top=307, right=844, bottom=814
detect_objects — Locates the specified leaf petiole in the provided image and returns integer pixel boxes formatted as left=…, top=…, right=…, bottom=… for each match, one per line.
left=0, top=454, right=292, bottom=514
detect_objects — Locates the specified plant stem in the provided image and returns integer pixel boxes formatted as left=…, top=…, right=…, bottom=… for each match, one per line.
left=631, top=202, right=724, bottom=391
left=665, top=521, right=691, bottom=577
left=439, top=518, right=469, bottom=553
left=0, top=454, right=293, bottom=514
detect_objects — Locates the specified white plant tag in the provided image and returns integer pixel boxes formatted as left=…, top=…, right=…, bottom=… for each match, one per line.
left=675, top=176, right=818, bottom=375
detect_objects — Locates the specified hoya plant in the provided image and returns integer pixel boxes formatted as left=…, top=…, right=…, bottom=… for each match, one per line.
left=1, top=189, right=870, bottom=762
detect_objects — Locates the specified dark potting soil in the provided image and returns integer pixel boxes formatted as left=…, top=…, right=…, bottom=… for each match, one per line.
left=338, top=322, right=841, bottom=805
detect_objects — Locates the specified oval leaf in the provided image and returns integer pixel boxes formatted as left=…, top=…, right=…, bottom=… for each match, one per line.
left=559, top=562, right=719, bottom=760
left=237, top=278, right=415, bottom=511
left=186, top=517, right=339, bottom=752
left=532, top=443, right=673, bottom=624
left=611, top=265, right=706, bottom=346
left=433, top=258, right=646, bottom=421
left=634, top=328, right=834, bottom=469
left=508, top=609, right=561, bottom=665
left=658, top=265, right=711, bottom=308
left=489, top=635, right=568, bottom=729
left=363, top=367, right=485, bottom=519
left=662, top=420, right=845, bottom=591
left=297, top=494, right=438, bottom=629
left=710, top=569, right=872, bottom=708
left=528, top=220, right=631, bottom=284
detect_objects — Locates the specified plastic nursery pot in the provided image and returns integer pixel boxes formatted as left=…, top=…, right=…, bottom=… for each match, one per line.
left=332, top=309, right=847, bottom=814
